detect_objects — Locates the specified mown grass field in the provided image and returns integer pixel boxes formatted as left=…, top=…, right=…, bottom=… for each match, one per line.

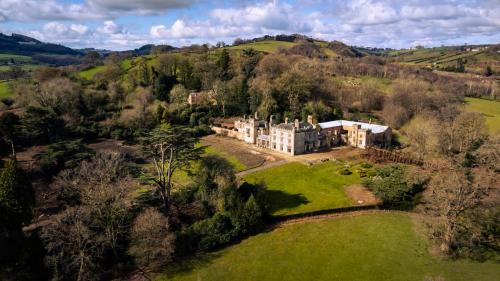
left=158, top=212, right=499, bottom=281
left=465, top=97, right=500, bottom=134
left=243, top=161, right=370, bottom=216
left=0, top=80, right=11, bottom=99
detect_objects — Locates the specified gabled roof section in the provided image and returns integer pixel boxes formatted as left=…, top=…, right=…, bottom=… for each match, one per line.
left=318, top=120, right=389, bottom=134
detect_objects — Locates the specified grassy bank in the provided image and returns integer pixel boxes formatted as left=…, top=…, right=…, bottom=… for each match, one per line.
left=158, top=212, right=499, bottom=281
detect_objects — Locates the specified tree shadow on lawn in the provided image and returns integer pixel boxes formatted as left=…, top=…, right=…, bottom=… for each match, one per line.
left=161, top=251, right=223, bottom=278
left=267, top=190, right=310, bottom=214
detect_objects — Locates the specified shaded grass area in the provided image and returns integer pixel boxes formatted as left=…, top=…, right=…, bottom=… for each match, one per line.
left=0, top=80, right=11, bottom=99
left=465, top=97, right=500, bottom=134
left=243, top=161, right=370, bottom=216
left=157, top=213, right=499, bottom=281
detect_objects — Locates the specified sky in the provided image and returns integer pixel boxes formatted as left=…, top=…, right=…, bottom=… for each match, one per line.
left=0, top=0, right=499, bottom=50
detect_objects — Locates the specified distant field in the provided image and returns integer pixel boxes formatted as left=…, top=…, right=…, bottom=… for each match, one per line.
left=465, top=97, right=500, bottom=134
left=243, top=161, right=369, bottom=216
left=390, top=47, right=499, bottom=73
left=0, top=53, right=33, bottom=62
left=0, top=64, right=39, bottom=72
left=79, top=65, right=106, bottom=79
left=158, top=212, right=500, bottom=281
left=0, top=81, right=11, bottom=99
left=227, top=40, right=297, bottom=53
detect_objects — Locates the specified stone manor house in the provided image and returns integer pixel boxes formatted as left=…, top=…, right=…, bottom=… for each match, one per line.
left=212, top=113, right=392, bottom=156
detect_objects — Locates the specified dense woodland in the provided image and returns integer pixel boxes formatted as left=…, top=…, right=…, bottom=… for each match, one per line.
left=0, top=37, right=499, bottom=280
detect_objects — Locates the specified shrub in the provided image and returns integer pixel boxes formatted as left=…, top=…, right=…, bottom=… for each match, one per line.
left=360, top=162, right=373, bottom=169
left=364, top=165, right=427, bottom=208
left=356, top=169, right=367, bottom=178
left=338, top=168, right=352, bottom=175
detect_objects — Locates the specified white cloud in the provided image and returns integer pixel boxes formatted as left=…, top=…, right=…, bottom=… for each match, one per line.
left=0, top=0, right=198, bottom=22
left=70, top=24, right=89, bottom=35
left=89, top=0, right=195, bottom=11
left=342, top=0, right=399, bottom=25
left=97, top=21, right=122, bottom=34
left=2, top=0, right=500, bottom=50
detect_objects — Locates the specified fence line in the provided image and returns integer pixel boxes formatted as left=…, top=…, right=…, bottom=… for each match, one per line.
left=363, top=147, right=438, bottom=169
left=271, top=204, right=380, bottom=223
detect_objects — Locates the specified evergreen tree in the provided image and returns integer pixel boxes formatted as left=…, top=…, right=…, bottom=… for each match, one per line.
left=153, top=72, right=177, bottom=101
left=0, top=159, right=35, bottom=225
left=217, top=49, right=233, bottom=81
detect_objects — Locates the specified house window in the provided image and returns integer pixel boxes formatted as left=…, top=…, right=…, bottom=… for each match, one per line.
left=287, top=146, right=291, bottom=153
left=246, top=128, right=250, bottom=137
left=359, top=140, right=363, bottom=145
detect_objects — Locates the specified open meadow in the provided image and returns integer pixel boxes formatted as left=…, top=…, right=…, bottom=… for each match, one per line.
left=465, top=97, right=500, bottom=133
left=0, top=80, right=11, bottom=99
left=158, top=212, right=499, bottom=281
left=243, top=161, right=373, bottom=216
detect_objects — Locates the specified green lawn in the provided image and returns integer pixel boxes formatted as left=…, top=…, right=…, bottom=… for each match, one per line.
left=158, top=213, right=499, bottom=281
left=0, top=81, right=11, bottom=99
left=203, top=145, right=247, bottom=172
left=171, top=144, right=249, bottom=186
left=465, top=97, right=500, bottom=134
left=243, top=162, right=368, bottom=216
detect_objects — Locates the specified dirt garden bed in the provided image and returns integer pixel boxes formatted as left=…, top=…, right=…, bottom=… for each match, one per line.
left=344, top=184, right=380, bottom=206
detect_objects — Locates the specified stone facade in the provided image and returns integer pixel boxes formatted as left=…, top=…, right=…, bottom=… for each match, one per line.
left=318, top=120, right=392, bottom=149
left=211, top=114, right=391, bottom=156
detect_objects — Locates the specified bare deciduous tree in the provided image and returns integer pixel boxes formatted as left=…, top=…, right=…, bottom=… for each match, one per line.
left=424, top=168, right=488, bottom=255
left=129, top=208, right=175, bottom=268
left=42, top=207, right=100, bottom=281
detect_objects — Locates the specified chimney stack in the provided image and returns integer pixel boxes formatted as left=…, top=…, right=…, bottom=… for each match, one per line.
left=285, top=117, right=289, bottom=124
left=369, top=118, right=372, bottom=124
left=254, top=112, right=258, bottom=120
left=270, top=115, right=274, bottom=125
left=294, top=119, right=300, bottom=128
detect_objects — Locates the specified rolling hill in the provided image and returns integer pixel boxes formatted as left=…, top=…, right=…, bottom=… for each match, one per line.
left=389, top=44, right=500, bottom=74
left=0, top=33, right=82, bottom=56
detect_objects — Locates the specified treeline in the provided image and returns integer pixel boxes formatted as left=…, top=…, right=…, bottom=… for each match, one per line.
left=1, top=39, right=499, bottom=279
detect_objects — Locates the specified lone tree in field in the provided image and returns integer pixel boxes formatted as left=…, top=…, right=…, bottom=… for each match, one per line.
left=141, top=124, right=203, bottom=212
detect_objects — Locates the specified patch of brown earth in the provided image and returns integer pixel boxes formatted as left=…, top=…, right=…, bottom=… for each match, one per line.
left=88, top=138, right=140, bottom=157
left=344, top=184, right=380, bottom=206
